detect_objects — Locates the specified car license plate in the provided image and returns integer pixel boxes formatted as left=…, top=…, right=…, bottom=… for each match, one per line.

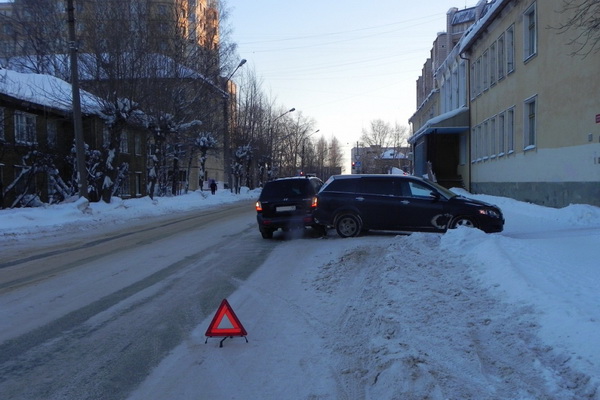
left=276, top=205, right=296, bottom=212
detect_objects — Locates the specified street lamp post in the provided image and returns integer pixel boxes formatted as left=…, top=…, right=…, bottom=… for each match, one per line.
left=67, top=0, right=88, bottom=200
left=223, top=59, right=246, bottom=192
left=301, top=129, right=319, bottom=175
left=265, top=108, right=295, bottom=181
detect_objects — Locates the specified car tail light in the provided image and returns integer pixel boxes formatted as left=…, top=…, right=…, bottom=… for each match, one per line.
left=311, top=196, right=318, bottom=208
left=255, top=201, right=263, bottom=212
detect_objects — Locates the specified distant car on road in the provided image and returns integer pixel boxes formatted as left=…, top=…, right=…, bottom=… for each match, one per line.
left=313, top=174, right=504, bottom=238
left=255, top=176, right=325, bottom=239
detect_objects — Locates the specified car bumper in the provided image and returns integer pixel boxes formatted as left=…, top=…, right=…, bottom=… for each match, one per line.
left=256, top=214, right=316, bottom=230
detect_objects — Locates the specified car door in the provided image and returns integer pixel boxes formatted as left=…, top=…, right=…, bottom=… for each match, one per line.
left=356, top=178, right=402, bottom=230
left=394, top=179, right=447, bottom=231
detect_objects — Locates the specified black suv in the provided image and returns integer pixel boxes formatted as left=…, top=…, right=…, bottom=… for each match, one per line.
left=313, top=174, right=504, bottom=237
left=255, top=176, right=325, bottom=239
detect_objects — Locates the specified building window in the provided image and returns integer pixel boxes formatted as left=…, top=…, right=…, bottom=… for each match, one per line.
left=134, top=134, right=142, bottom=155
left=498, top=112, right=506, bottom=156
left=490, top=42, right=496, bottom=85
left=135, top=172, right=142, bottom=196
left=470, top=63, right=476, bottom=100
left=497, top=33, right=505, bottom=80
left=47, top=120, right=58, bottom=147
left=482, top=50, right=489, bottom=91
left=507, top=107, right=515, bottom=153
left=506, top=25, right=515, bottom=73
left=120, top=131, right=129, bottom=153
left=120, top=176, right=131, bottom=197
left=476, top=57, right=482, bottom=95
left=483, top=120, right=489, bottom=160
left=490, top=116, right=497, bottom=158
left=524, top=3, right=537, bottom=60
left=14, top=111, right=37, bottom=145
left=471, top=128, right=477, bottom=162
left=103, top=126, right=110, bottom=147
left=524, top=96, right=537, bottom=150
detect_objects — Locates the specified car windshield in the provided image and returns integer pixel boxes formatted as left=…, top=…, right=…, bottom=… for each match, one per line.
left=260, top=180, right=311, bottom=199
left=425, top=179, right=458, bottom=199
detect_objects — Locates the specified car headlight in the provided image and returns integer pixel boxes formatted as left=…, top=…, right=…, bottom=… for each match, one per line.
left=478, top=208, right=501, bottom=218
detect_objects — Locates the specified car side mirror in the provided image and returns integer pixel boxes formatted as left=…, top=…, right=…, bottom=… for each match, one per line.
left=429, top=191, right=441, bottom=201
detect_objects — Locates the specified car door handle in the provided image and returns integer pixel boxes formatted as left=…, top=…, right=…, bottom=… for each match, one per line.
left=400, top=200, right=410, bottom=205
left=355, top=197, right=365, bottom=201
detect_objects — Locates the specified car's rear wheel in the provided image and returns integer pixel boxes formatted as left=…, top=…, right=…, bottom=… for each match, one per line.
left=335, top=214, right=362, bottom=238
left=260, top=228, right=274, bottom=239
left=311, top=224, right=327, bottom=237
left=449, top=216, right=476, bottom=229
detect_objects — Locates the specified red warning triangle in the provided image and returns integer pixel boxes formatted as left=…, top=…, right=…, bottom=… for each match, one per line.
left=205, top=299, right=248, bottom=337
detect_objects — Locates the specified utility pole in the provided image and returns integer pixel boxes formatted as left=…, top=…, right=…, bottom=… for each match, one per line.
left=67, top=0, right=88, bottom=199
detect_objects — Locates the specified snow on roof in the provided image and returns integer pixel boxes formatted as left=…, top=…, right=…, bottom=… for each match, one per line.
left=380, top=149, right=407, bottom=159
left=0, top=68, right=103, bottom=115
left=459, top=0, right=508, bottom=54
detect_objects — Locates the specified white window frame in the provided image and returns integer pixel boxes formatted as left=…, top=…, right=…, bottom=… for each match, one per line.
left=134, top=134, right=142, bottom=155
left=120, top=131, right=129, bottom=153
left=523, top=3, right=537, bottom=61
left=103, top=126, right=110, bottom=147
left=506, top=25, right=515, bottom=74
left=507, top=107, right=515, bottom=154
left=498, top=111, right=506, bottom=157
left=490, top=42, right=497, bottom=85
left=490, top=116, right=497, bottom=158
left=524, top=96, right=537, bottom=150
left=497, top=33, right=505, bottom=80
left=47, top=120, right=58, bottom=147
left=482, top=49, right=489, bottom=91
left=14, top=111, right=37, bottom=145
left=483, top=120, right=489, bottom=160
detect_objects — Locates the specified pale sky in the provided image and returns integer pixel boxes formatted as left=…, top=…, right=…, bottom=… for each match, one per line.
left=227, top=0, right=475, bottom=150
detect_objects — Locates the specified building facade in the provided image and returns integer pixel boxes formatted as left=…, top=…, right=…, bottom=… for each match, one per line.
left=409, top=3, right=489, bottom=189
left=0, top=70, right=147, bottom=208
left=410, top=0, right=600, bottom=207
left=462, top=0, right=600, bottom=207
left=0, top=0, right=230, bottom=196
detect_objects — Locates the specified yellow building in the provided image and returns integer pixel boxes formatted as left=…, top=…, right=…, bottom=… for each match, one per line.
left=411, top=0, right=600, bottom=207
left=461, top=0, right=600, bottom=207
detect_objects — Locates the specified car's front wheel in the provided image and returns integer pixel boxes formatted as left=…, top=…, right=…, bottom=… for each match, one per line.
left=335, top=214, right=362, bottom=238
left=449, top=216, right=476, bottom=229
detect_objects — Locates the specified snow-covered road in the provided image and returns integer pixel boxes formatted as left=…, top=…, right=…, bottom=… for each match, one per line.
left=1, top=188, right=599, bottom=399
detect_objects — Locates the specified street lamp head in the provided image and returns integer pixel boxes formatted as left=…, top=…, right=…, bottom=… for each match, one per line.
left=238, top=59, right=247, bottom=67
left=289, top=108, right=296, bottom=112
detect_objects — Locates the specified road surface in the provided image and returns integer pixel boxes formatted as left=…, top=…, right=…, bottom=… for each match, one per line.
left=0, top=201, right=271, bottom=399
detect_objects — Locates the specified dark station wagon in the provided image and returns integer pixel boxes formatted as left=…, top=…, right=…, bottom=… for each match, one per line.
left=313, top=174, right=504, bottom=238
left=255, top=176, right=325, bottom=239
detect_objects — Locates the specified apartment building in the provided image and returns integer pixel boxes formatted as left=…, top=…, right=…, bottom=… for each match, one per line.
left=410, top=0, right=600, bottom=207
left=0, top=0, right=229, bottom=196
left=409, top=2, right=490, bottom=189
left=461, top=0, right=600, bottom=207
left=0, top=69, right=148, bottom=208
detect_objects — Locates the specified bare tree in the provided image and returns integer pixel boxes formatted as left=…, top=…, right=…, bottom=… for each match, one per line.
left=328, top=136, right=343, bottom=172
left=315, top=135, right=328, bottom=179
left=554, top=0, right=600, bottom=57
left=360, top=119, right=393, bottom=150
left=0, top=0, right=69, bottom=76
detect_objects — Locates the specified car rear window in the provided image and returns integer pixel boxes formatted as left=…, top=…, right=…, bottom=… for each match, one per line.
left=260, top=180, right=313, bottom=199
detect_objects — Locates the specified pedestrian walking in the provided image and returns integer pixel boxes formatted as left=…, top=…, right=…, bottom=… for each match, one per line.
left=210, top=179, right=217, bottom=195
